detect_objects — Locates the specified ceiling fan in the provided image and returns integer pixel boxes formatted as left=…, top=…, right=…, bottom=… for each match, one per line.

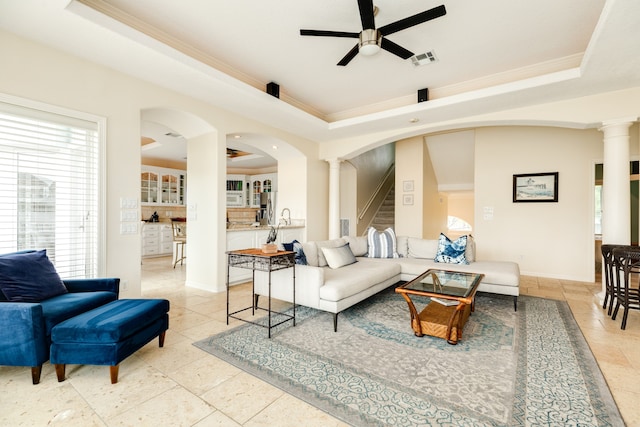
left=300, top=0, right=446, bottom=66
left=227, top=148, right=251, bottom=158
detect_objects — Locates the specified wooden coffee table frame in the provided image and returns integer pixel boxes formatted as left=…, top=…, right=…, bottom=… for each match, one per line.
left=395, top=269, right=484, bottom=345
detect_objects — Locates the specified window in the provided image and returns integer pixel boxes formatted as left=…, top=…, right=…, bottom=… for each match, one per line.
left=0, top=97, right=103, bottom=278
left=594, top=184, right=602, bottom=235
left=447, top=216, right=472, bottom=232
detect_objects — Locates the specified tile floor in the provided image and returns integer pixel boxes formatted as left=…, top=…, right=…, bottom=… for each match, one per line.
left=1, top=257, right=640, bottom=426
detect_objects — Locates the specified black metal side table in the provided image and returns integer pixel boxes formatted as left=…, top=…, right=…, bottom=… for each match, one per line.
left=226, top=248, right=295, bottom=338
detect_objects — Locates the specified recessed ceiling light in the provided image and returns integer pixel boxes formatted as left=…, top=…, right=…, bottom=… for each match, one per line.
left=233, top=134, right=241, bottom=139
left=409, top=118, right=420, bottom=123
left=272, top=145, right=278, bottom=150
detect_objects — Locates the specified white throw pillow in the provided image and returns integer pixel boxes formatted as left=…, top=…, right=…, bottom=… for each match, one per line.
left=321, top=244, right=357, bottom=269
left=315, top=238, right=347, bottom=267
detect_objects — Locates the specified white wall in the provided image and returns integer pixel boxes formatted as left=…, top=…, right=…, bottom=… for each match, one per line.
left=474, top=126, right=603, bottom=281
left=395, top=137, right=425, bottom=237
left=0, top=31, right=323, bottom=295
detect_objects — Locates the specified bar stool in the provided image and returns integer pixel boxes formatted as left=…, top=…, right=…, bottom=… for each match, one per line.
left=611, top=246, right=640, bottom=329
left=171, top=219, right=186, bottom=268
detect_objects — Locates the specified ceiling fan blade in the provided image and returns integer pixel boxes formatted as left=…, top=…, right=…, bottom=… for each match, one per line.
left=300, top=29, right=359, bottom=38
left=337, top=44, right=360, bottom=66
left=380, top=38, right=414, bottom=60
left=357, top=0, right=376, bottom=30
left=379, top=4, right=446, bottom=36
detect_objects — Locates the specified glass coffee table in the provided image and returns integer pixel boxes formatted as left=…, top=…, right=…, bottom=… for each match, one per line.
left=395, top=269, right=484, bottom=345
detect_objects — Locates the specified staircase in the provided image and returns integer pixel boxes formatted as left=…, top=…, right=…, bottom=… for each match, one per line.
left=370, top=186, right=395, bottom=231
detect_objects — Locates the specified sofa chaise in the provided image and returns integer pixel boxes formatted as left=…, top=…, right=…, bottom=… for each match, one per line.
left=254, top=233, right=520, bottom=331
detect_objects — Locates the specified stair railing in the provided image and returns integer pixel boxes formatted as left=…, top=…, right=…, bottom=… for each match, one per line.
left=357, top=164, right=395, bottom=234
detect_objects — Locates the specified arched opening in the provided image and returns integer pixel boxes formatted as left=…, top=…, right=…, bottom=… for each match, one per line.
left=139, top=108, right=308, bottom=293
left=140, top=107, right=219, bottom=292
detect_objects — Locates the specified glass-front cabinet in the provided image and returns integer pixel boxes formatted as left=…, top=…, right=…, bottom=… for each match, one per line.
left=141, top=172, right=159, bottom=204
left=250, top=173, right=277, bottom=207
left=141, top=166, right=186, bottom=206
left=161, top=173, right=182, bottom=204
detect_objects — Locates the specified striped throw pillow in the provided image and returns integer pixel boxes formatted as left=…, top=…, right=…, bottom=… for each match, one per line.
left=366, top=227, right=400, bottom=258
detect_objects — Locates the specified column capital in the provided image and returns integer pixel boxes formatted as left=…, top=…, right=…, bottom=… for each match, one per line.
left=325, top=158, right=343, bottom=168
left=598, top=117, right=637, bottom=133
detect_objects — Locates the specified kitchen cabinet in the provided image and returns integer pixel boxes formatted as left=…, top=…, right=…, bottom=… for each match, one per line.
left=226, top=229, right=257, bottom=284
left=226, top=226, right=303, bottom=284
left=142, top=223, right=173, bottom=258
left=141, top=172, right=159, bottom=204
left=141, top=166, right=186, bottom=206
left=226, top=174, right=247, bottom=207
left=249, top=173, right=277, bottom=207
left=278, top=227, right=303, bottom=245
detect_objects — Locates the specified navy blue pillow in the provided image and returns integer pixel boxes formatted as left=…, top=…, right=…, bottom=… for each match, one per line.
left=0, top=250, right=68, bottom=302
left=283, top=240, right=307, bottom=265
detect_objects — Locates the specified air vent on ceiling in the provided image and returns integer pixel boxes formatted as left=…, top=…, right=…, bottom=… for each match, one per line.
left=411, top=51, right=438, bottom=67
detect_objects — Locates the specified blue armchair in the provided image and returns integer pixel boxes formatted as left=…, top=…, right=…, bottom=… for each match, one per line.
left=0, top=250, right=119, bottom=384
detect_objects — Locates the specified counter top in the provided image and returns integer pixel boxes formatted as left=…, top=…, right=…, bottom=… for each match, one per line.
left=226, top=224, right=304, bottom=232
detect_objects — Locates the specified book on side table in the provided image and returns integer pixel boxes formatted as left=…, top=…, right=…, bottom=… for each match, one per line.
left=431, top=297, right=459, bottom=306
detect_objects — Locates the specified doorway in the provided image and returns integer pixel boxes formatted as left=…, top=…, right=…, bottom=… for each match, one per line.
left=594, top=161, right=639, bottom=273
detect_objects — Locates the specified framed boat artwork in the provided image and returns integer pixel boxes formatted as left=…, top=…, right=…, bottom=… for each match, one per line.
left=513, top=172, right=559, bottom=203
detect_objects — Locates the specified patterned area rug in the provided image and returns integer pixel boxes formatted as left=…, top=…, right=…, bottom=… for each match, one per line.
left=194, top=287, right=624, bottom=426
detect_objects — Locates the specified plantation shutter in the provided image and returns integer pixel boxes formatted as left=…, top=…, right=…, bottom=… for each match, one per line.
left=0, top=100, right=101, bottom=278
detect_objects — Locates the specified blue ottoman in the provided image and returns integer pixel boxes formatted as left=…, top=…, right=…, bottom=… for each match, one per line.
left=50, top=298, right=169, bottom=384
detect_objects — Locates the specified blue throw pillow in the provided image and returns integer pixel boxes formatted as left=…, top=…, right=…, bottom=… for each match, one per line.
left=0, top=249, right=68, bottom=302
left=284, top=240, right=307, bottom=265
left=434, top=234, right=469, bottom=265
left=292, top=241, right=307, bottom=265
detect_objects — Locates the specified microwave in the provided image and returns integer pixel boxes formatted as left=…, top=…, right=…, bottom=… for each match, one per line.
left=226, top=192, right=244, bottom=207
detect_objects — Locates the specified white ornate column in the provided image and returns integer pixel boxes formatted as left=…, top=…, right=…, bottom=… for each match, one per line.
left=597, top=118, right=635, bottom=300
left=327, top=158, right=342, bottom=239
left=599, top=119, right=634, bottom=245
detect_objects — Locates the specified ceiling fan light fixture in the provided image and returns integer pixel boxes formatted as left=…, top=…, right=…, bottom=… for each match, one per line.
left=359, top=29, right=381, bottom=56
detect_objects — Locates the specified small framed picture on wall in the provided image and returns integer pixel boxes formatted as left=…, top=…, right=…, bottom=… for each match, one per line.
left=403, top=180, right=414, bottom=192
left=403, top=194, right=414, bottom=205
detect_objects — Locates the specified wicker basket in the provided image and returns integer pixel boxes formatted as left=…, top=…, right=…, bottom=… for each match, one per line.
left=417, top=302, right=471, bottom=341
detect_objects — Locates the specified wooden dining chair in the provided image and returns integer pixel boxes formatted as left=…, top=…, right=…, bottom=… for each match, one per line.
left=611, top=246, right=640, bottom=329
left=601, top=244, right=627, bottom=316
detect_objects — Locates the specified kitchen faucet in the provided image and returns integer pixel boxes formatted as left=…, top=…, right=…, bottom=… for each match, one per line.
left=280, top=208, right=291, bottom=225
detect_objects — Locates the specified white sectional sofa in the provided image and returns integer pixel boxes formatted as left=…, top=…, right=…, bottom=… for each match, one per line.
left=254, top=235, right=520, bottom=331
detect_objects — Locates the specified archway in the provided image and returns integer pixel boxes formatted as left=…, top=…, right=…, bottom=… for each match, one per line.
left=141, top=107, right=221, bottom=292
left=140, top=108, right=309, bottom=293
